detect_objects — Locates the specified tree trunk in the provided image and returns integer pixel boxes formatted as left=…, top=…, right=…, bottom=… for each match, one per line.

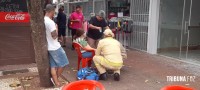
left=27, top=0, right=52, bottom=87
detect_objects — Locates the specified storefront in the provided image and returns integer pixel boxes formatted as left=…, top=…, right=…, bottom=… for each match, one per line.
left=107, top=0, right=130, bottom=19
left=157, top=0, right=200, bottom=64
left=111, top=0, right=200, bottom=64
left=0, top=0, right=35, bottom=65
left=132, top=0, right=200, bottom=64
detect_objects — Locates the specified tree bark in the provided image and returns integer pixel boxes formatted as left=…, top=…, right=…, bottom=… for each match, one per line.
left=27, top=0, right=53, bottom=87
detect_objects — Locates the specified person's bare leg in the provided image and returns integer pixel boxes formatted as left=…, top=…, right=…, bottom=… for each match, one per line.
left=57, top=66, right=65, bottom=77
left=51, top=68, right=60, bottom=86
left=63, top=36, right=66, bottom=47
left=87, top=37, right=96, bottom=48
left=56, top=67, right=65, bottom=84
left=95, top=39, right=100, bottom=49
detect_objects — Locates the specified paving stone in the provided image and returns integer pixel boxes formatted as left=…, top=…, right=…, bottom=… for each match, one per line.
left=0, top=78, right=22, bottom=90
left=28, top=67, right=38, bottom=73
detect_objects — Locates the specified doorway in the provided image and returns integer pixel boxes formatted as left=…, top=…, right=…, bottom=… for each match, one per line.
left=158, top=0, right=200, bottom=63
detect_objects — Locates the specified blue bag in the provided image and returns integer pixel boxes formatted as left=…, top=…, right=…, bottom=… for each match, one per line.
left=77, top=67, right=99, bottom=80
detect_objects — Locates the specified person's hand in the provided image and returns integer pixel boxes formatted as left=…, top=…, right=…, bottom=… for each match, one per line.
left=55, top=24, right=58, bottom=32
left=76, top=19, right=81, bottom=22
left=96, top=27, right=101, bottom=30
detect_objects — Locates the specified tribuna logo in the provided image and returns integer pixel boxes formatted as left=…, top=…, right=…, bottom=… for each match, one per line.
left=5, top=13, right=25, bottom=20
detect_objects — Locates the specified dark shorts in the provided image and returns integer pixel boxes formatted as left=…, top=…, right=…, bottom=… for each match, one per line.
left=58, top=27, right=66, bottom=37
left=49, top=47, right=69, bottom=68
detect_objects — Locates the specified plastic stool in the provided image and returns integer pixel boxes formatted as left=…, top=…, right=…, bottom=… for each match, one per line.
left=62, top=80, right=105, bottom=90
left=161, top=85, right=194, bottom=90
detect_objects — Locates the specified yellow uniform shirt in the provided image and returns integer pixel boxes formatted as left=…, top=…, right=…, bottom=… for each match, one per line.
left=96, top=37, right=127, bottom=64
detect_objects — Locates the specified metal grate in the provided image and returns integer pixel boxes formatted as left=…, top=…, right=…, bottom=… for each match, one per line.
left=94, top=0, right=106, bottom=14
left=130, top=0, right=150, bottom=51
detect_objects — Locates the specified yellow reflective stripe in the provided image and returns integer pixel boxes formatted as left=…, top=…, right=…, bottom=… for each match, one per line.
left=100, top=57, right=123, bottom=67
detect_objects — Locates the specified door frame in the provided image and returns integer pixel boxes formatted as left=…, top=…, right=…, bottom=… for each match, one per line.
left=147, top=0, right=160, bottom=54
left=179, top=0, right=193, bottom=60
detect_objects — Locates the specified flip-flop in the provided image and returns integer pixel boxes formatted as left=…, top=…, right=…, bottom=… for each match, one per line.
left=50, top=78, right=56, bottom=86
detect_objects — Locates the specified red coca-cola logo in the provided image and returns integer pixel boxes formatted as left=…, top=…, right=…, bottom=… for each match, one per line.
left=5, top=13, right=25, bottom=20
left=0, top=12, right=30, bottom=23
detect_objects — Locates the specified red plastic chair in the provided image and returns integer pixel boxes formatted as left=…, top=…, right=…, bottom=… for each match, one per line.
left=161, top=85, right=194, bottom=90
left=62, top=80, right=105, bottom=90
left=73, top=42, right=95, bottom=70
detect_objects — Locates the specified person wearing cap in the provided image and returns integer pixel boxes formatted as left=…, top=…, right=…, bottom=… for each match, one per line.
left=87, top=10, right=109, bottom=48
left=70, top=5, right=84, bottom=50
left=93, top=29, right=127, bottom=81
left=44, top=4, right=69, bottom=86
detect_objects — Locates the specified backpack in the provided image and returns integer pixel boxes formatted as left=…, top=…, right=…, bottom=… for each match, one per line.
left=77, top=67, right=99, bottom=80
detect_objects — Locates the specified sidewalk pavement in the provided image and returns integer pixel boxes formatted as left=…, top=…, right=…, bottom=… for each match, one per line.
left=0, top=38, right=200, bottom=90
left=62, top=39, right=200, bottom=90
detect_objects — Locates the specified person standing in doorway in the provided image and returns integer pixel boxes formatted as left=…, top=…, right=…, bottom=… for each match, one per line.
left=87, top=10, right=109, bottom=48
left=44, top=4, right=69, bottom=86
left=57, top=6, right=67, bottom=47
left=70, top=5, right=84, bottom=50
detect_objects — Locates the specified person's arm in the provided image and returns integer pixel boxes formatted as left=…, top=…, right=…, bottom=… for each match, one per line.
left=120, top=43, right=127, bottom=59
left=81, top=15, right=84, bottom=29
left=49, top=21, right=58, bottom=40
left=89, top=24, right=101, bottom=30
left=83, top=44, right=95, bottom=51
left=55, top=24, right=58, bottom=33
left=70, top=13, right=80, bottom=22
left=105, top=26, right=109, bottom=29
left=71, top=19, right=80, bottom=22
left=51, top=30, right=58, bottom=39
left=95, top=41, right=102, bottom=56
left=78, top=39, right=95, bottom=51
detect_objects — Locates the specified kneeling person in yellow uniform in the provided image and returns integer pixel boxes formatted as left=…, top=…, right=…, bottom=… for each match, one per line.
left=93, top=29, right=127, bottom=81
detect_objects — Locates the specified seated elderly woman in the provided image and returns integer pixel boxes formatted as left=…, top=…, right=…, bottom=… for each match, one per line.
left=73, top=29, right=95, bottom=58
left=93, top=29, right=127, bottom=81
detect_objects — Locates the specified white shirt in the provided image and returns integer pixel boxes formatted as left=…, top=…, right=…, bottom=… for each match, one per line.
left=44, top=16, right=61, bottom=50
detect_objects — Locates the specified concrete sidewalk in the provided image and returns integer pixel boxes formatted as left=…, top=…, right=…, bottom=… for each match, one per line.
left=62, top=40, right=200, bottom=90
left=0, top=39, right=200, bottom=90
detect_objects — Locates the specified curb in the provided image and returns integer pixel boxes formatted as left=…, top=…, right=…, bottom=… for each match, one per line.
left=0, top=67, right=38, bottom=76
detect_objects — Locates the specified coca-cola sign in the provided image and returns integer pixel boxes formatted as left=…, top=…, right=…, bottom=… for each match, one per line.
left=0, top=12, right=30, bottom=23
